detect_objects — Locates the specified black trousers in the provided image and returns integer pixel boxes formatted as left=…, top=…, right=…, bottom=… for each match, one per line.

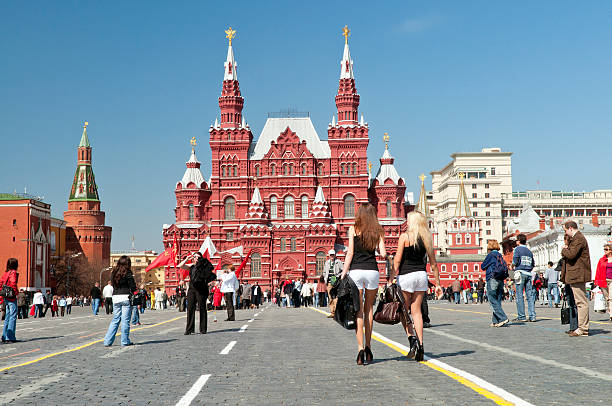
left=224, top=292, right=235, bottom=321
left=185, top=287, right=208, bottom=334
left=564, top=284, right=579, bottom=331
left=421, top=295, right=430, bottom=324
left=105, top=298, right=113, bottom=314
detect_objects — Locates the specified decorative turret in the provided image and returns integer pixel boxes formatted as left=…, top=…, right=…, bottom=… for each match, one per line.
left=245, top=187, right=268, bottom=223
left=177, top=137, right=206, bottom=189
left=415, top=174, right=430, bottom=216
left=335, top=25, right=360, bottom=126
left=219, top=27, right=244, bottom=129
left=69, top=122, right=99, bottom=203
left=174, top=138, right=211, bottom=224
left=310, top=186, right=332, bottom=223
left=374, top=134, right=403, bottom=186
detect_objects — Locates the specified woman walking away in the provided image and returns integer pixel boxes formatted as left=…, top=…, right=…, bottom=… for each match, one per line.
left=594, top=243, right=612, bottom=321
left=340, top=202, right=386, bottom=365
left=391, top=211, right=442, bottom=361
left=1, top=258, right=19, bottom=343
left=481, top=240, right=509, bottom=327
left=103, top=256, right=137, bottom=347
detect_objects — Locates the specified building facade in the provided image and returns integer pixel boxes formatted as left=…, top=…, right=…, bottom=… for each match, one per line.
left=161, top=28, right=408, bottom=294
left=109, top=250, right=164, bottom=295
left=64, top=123, right=112, bottom=269
left=0, top=193, right=52, bottom=291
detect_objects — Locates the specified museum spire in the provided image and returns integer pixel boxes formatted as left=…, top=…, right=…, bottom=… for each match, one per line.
left=219, top=26, right=244, bottom=129
left=335, top=25, right=360, bottom=126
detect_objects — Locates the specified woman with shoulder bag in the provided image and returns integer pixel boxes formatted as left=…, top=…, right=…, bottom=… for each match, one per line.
left=390, top=211, right=441, bottom=361
left=481, top=240, right=509, bottom=327
left=1, top=258, right=19, bottom=343
left=340, top=202, right=386, bottom=365
left=103, top=256, right=137, bottom=346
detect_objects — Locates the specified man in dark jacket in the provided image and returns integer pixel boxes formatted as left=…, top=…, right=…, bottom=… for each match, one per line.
left=561, top=221, right=592, bottom=336
left=90, top=283, right=102, bottom=315
left=179, top=252, right=216, bottom=335
left=17, top=289, right=28, bottom=319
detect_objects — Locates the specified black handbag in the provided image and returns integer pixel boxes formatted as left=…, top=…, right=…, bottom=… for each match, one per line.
left=374, top=284, right=405, bottom=325
left=560, top=298, right=570, bottom=325
left=0, top=285, right=15, bottom=300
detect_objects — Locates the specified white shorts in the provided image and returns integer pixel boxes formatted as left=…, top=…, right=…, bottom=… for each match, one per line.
left=397, top=271, right=428, bottom=293
left=349, top=269, right=380, bottom=290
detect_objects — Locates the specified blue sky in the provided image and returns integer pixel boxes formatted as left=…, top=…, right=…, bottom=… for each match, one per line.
left=1, top=1, right=611, bottom=251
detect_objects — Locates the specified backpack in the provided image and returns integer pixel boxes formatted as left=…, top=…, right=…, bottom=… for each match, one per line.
left=493, top=254, right=509, bottom=280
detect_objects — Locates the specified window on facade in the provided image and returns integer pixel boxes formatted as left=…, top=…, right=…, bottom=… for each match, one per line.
left=301, top=164, right=306, bottom=175
left=456, top=234, right=462, bottom=245
left=452, top=264, right=457, bottom=273
left=290, top=237, right=296, bottom=252
left=290, top=165, right=294, bottom=175
left=280, top=237, right=286, bottom=252
left=340, top=163, right=345, bottom=175
left=386, top=201, right=392, bottom=218
left=317, top=164, right=323, bottom=176
left=485, top=184, right=490, bottom=189
left=485, top=202, right=490, bottom=207
left=251, top=253, right=261, bottom=277
left=270, top=164, right=276, bottom=176
left=474, top=264, right=479, bottom=272
left=224, top=196, right=236, bottom=220
left=486, top=230, right=491, bottom=235
left=270, top=196, right=278, bottom=219
left=352, top=163, right=357, bottom=175
left=485, top=193, right=490, bottom=198
left=12, top=219, right=16, bottom=226
left=301, top=196, right=308, bottom=218
left=486, top=211, right=491, bottom=217
left=465, top=234, right=471, bottom=244
left=316, top=252, right=326, bottom=275
left=221, top=166, right=226, bottom=177
left=284, top=196, right=294, bottom=219
left=441, top=265, right=446, bottom=272
left=486, top=220, right=491, bottom=226
left=491, top=167, right=496, bottom=175
left=344, top=195, right=355, bottom=217
left=463, top=264, right=468, bottom=273
left=472, top=193, right=477, bottom=198
left=472, top=184, right=477, bottom=189
left=284, top=164, right=289, bottom=175
left=255, top=165, right=260, bottom=177
left=473, top=211, right=478, bottom=217
left=472, top=202, right=478, bottom=207
left=226, top=231, right=233, bottom=241
left=188, top=204, right=194, bottom=221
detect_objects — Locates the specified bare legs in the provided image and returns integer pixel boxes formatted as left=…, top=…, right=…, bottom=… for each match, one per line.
left=355, top=288, right=378, bottom=350
left=401, top=291, right=425, bottom=344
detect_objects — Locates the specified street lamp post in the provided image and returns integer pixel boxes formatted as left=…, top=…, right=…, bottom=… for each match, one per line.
left=99, top=266, right=112, bottom=288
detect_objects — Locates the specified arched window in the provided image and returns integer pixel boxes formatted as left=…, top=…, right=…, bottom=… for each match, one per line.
left=452, top=264, right=457, bottom=273
left=221, top=166, right=226, bottom=178
left=284, top=164, right=289, bottom=175
left=289, top=164, right=294, bottom=175
left=474, top=264, right=479, bottom=272
left=343, top=195, right=355, bottom=218
left=224, top=196, right=235, bottom=220
left=352, top=163, right=357, bottom=175
left=284, top=196, right=294, bottom=219
left=188, top=203, right=194, bottom=221
left=317, top=164, right=323, bottom=176
left=465, top=234, right=471, bottom=245
left=255, top=165, right=260, bottom=177
left=270, top=164, right=276, bottom=176
left=316, top=252, right=326, bottom=275
left=301, top=196, right=308, bottom=218
left=463, top=264, right=468, bottom=273
left=280, top=237, right=286, bottom=252
left=456, top=234, right=462, bottom=245
left=251, top=253, right=261, bottom=277
left=301, top=164, right=307, bottom=175
left=233, top=165, right=238, bottom=176
left=270, top=196, right=277, bottom=219
left=386, top=201, right=392, bottom=218
left=340, top=163, right=345, bottom=175
left=441, top=264, right=447, bottom=273
left=290, top=237, right=296, bottom=252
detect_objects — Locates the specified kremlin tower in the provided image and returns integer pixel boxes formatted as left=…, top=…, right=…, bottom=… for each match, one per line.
left=64, top=122, right=112, bottom=267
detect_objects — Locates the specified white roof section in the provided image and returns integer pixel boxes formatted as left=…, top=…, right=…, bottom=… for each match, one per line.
left=178, top=150, right=206, bottom=188
left=250, top=117, right=331, bottom=160
left=507, top=203, right=541, bottom=234
left=224, top=44, right=237, bottom=81
left=340, top=43, right=354, bottom=79
left=314, top=185, right=326, bottom=203
left=375, top=150, right=402, bottom=185
left=250, top=187, right=263, bottom=204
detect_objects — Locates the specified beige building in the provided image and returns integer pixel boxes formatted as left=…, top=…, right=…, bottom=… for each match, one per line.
left=430, top=147, right=513, bottom=253
left=109, top=250, right=164, bottom=294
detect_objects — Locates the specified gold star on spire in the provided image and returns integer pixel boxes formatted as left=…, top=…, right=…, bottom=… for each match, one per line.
left=83, top=121, right=89, bottom=129
left=342, top=25, right=350, bottom=44
left=190, top=137, right=197, bottom=152
left=383, top=132, right=390, bottom=150
left=368, top=161, right=372, bottom=173
left=225, top=26, right=236, bottom=45
left=458, top=172, right=465, bottom=181
left=419, top=173, right=426, bottom=184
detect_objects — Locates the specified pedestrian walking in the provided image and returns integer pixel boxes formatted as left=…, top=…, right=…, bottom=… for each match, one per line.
left=476, top=277, right=485, bottom=303
left=0, top=258, right=19, bottom=343
left=561, top=221, right=592, bottom=336
left=103, top=255, right=136, bottom=347
left=241, top=282, right=252, bottom=309
left=451, top=278, right=461, bottom=304
left=155, top=287, right=164, bottom=311
left=544, top=261, right=560, bottom=308
left=220, top=265, right=238, bottom=321
left=390, top=211, right=442, bottom=362
left=33, top=289, right=44, bottom=318
left=66, top=295, right=73, bottom=315
left=59, top=296, right=67, bottom=317
left=511, top=234, right=536, bottom=322
left=300, top=281, right=312, bottom=307
left=90, top=282, right=102, bottom=315
left=178, top=252, right=216, bottom=334
left=131, top=284, right=145, bottom=326
left=481, top=240, right=509, bottom=327
left=594, top=243, right=612, bottom=321
left=316, top=276, right=327, bottom=307
left=340, top=202, right=387, bottom=365
left=323, top=250, right=343, bottom=317
left=252, top=283, right=262, bottom=308
left=17, top=288, right=28, bottom=319
left=102, top=280, right=114, bottom=315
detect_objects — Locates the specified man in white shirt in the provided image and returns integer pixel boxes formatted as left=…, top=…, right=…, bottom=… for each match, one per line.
left=220, top=266, right=239, bottom=321
left=155, top=288, right=164, bottom=311
left=323, top=249, right=344, bottom=318
left=102, top=281, right=114, bottom=315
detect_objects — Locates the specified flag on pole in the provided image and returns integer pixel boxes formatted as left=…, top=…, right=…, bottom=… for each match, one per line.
left=235, top=249, right=253, bottom=279
left=145, top=248, right=176, bottom=272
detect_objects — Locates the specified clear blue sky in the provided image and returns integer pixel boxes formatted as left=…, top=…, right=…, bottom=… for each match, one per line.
left=2, top=1, right=611, bottom=252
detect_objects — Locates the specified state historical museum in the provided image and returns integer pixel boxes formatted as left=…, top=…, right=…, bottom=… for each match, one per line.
left=162, top=27, right=410, bottom=293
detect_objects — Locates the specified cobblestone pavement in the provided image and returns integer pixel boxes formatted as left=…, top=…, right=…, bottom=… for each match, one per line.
left=0, top=300, right=610, bottom=405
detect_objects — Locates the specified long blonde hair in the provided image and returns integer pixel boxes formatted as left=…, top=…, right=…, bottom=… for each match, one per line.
left=405, top=211, right=433, bottom=252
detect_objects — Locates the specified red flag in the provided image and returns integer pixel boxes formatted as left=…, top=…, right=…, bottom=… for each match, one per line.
left=213, top=260, right=223, bottom=272
left=145, top=248, right=176, bottom=272
left=172, top=233, right=178, bottom=267
left=235, top=249, right=253, bottom=279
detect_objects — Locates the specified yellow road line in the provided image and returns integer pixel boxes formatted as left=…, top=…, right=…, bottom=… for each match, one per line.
left=310, top=307, right=515, bottom=405
left=0, top=315, right=184, bottom=373
left=429, top=306, right=610, bottom=325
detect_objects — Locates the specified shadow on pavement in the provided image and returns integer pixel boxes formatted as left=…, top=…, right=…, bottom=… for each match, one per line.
left=588, top=329, right=610, bottom=336
left=428, top=350, right=476, bottom=358
left=22, top=336, right=63, bottom=342
left=136, top=339, right=178, bottom=345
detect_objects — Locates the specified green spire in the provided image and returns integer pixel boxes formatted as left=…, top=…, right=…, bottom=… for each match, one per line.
left=79, top=122, right=90, bottom=147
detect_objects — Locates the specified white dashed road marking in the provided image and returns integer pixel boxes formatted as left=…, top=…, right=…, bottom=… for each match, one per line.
left=239, top=325, right=248, bottom=332
left=219, top=341, right=237, bottom=355
left=175, top=374, right=211, bottom=406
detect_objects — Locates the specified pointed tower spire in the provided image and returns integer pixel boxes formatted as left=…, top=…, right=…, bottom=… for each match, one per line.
left=219, top=26, right=244, bottom=129
left=335, top=25, right=360, bottom=126
left=69, top=121, right=98, bottom=202
left=245, top=187, right=269, bottom=223
left=310, top=186, right=332, bottom=223
left=416, top=174, right=430, bottom=217
left=455, top=172, right=472, bottom=217
left=79, top=121, right=90, bottom=147
left=178, top=138, right=206, bottom=188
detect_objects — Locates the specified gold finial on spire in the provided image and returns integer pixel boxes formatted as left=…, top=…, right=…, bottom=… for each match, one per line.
left=83, top=121, right=89, bottom=129
left=190, top=137, right=197, bottom=152
left=419, top=173, right=426, bottom=184
left=383, top=132, right=390, bottom=150
left=368, top=161, right=372, bottom=173
left=458, top=172, right=465, bottom=181
left=225, top=26, right=236, bottom=46
left=342, top=25, right=350, bottom=44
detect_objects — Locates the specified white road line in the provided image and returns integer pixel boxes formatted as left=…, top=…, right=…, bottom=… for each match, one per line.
left=156, top=326, right=182, bottom=335
left=219, top=341, right=237, bottom=355
left=371, top=331, right=535, bottom=406
left=19, top=327, right=34, bottom=331
left=254, top=313, right=259, bottom=317
left=429, top=329, right=612, bottom=382
left=0, top=373, right=67, bottom=403
left=247, top=318, right=254, bottom=323
left=99, top=345, right=135, bottom=359
left=239, top=325, right=248, bottom=332
left=175, top=374, right=211, bottom=406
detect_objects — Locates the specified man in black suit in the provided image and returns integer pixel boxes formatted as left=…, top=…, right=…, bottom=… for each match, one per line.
left=178, top=252, right=216, bottom=335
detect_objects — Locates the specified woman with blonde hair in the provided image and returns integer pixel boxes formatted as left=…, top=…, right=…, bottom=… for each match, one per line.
left=391, top=211, right=441, bottom=361
left=340, top=202, right=386, bottom=365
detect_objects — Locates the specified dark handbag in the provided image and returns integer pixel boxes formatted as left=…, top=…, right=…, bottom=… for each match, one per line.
left=374, top=284, right=404, bottom=325
left=0, top=285, right=15, bottom=300
left=560, top=298, right=570, bottom=325
left=333, top=295, right=357, bottom=330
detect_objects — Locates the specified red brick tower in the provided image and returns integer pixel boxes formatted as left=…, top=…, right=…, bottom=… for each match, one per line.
left=64, top=122, right=112, bottom=268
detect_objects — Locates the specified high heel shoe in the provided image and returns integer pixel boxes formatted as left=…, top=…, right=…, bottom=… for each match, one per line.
left=407, top=336, right=418, bottom=359
left=415, top=341, right=424, bottom=362
left=364, top=346, right=373, bottom=363
left=356, top=349, right=365, bottom=365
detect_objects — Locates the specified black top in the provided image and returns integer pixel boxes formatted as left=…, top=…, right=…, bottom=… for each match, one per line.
left=112, top=270, right=137, bottom=295
left=90, top=286, right=102, bottom=299
left=398, top=237, right=427, bottom=275
left=349, top=234, right=379, bottom=271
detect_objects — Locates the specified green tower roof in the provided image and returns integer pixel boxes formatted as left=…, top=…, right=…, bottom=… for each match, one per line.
left=79, top=123, right=90, bottom=147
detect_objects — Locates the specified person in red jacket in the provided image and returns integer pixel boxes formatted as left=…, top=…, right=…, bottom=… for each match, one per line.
left=594, top=243, right=612, bottom=321
left=1, top=258, right=19, bottom=343
left=460, top=277, right=471, bottom=304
